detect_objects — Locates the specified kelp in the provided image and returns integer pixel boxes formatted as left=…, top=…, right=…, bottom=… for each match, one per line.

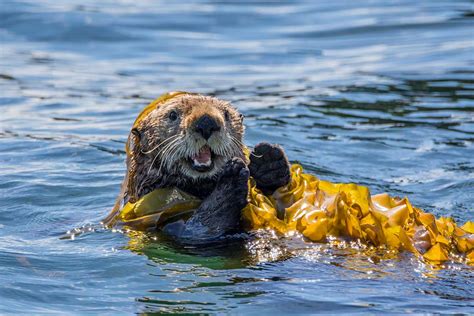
left=243, top=164, right=473, bottom=265
left=105, top=187, right=201, bottom=232
left=107, top=164, right=473, bottom=265
left=106, top=92, right=473, bottom=266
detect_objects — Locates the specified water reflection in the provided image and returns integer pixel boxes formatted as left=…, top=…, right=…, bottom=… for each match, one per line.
left=126, top=231, right=248, bottom=270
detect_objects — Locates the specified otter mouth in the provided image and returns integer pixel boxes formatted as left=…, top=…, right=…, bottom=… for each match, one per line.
left=189, top=145, right=215, bottom=172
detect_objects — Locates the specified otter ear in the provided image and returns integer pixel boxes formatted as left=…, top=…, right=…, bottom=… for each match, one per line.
left=131, top=128, right=141, bottom=139
left=128, top=128, right=141, bottom=153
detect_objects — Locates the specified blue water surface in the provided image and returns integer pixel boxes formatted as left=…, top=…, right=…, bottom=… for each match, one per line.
left=1, top=0, right=473, bottom=314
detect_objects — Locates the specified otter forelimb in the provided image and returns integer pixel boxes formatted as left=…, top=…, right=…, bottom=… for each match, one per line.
left=163, top=158, right=249, bottom=241
left=249, top=142, right=291, bottom=195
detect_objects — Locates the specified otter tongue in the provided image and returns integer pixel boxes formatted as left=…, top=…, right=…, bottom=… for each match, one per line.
left=192, top=145, right=212, bottom=166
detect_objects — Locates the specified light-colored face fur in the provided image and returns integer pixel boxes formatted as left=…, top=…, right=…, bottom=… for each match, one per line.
left=124, top=94, right=246, bottom=203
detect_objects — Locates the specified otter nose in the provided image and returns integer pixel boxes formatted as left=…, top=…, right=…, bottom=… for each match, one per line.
left=194, top=115, right=220, bottom=140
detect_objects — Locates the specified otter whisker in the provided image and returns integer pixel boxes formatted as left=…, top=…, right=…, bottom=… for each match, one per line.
left=168, top=142, right=185, bottom=170
left=158, top=137, right=183, bottom=162
left=141, top=134, right=180, bottom=155
left=212, top=139, right=226, bottom=157
left=155, top=137, right=184, bottom=175
left=163, top=140, right=182, bottom=168
left=231, top=135, right=246, bottom=151
left=147, top=135, right=183, bottom=175
left=229, top=135, right=247, bottom=158
left=230, top=135, right=256, bottom=158
left=161, top=141, right=185, bottom=176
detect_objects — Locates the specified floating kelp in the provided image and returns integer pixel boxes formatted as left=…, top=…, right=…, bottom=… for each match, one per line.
left=243, top=164, right=473, bottom=266
left=106, top=164, right=473, bottom=266
left=104, top=187, right=200, bottom=231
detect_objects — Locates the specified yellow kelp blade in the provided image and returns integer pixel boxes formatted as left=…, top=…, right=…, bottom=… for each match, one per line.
left=111, top=187, right=201, bottom=232
left=243, top=164, right=474, bottom=265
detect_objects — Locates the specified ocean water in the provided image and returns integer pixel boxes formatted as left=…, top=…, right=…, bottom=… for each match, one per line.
left=1, top=0, right=473, bottom=314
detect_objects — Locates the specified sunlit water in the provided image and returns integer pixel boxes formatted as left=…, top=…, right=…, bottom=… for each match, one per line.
left=1, top=0, right=473, bottom=314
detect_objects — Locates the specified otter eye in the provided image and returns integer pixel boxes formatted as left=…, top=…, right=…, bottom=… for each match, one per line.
left=224, top=110, right=231, bottom=121
left=168, top=110, right=179, bottom=121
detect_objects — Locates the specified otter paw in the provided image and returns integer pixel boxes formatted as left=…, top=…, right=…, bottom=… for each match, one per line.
left=217, top=157, right=249, bottom=209
left=249, top=142, right=290, bottom=195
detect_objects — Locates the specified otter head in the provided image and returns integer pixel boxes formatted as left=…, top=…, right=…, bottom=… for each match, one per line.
left=124, top=92, right=246, bottom=202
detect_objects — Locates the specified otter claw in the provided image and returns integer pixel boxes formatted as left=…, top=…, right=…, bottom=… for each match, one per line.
left=221, top=157, right=249, bottom=179
left=249, top=142, right=290, bottom=195
left=218, top=158, right=250, bottom=207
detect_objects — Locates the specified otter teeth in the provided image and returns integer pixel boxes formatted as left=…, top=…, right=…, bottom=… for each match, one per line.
left=191, top=145, right=212, bottom=168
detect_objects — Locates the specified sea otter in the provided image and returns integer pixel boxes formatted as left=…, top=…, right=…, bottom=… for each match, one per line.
left=111, top=92, right=290, bottom=241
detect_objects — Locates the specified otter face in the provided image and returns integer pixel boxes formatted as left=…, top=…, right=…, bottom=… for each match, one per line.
left=134, top=94, right=245, bottom=188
